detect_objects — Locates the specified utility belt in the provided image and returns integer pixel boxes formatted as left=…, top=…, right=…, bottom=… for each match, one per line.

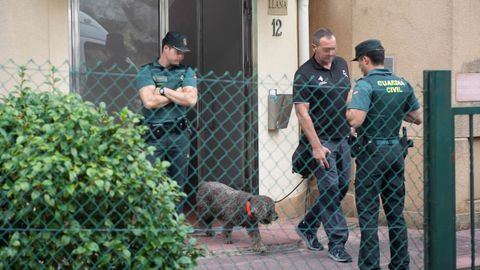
left=348, top=128, right=413, bottom=158
left=144, top=117, right=189, bottom=140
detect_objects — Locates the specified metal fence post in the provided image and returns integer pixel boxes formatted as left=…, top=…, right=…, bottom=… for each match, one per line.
left=423, top=70, right=456, bottom=270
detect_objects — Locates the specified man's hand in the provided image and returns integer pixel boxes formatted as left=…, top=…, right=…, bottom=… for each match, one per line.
left=312, top=145, right=331, bottom=169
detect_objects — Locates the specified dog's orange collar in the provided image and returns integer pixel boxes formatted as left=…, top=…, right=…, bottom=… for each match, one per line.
left=246, top=200, right=254, bottom=219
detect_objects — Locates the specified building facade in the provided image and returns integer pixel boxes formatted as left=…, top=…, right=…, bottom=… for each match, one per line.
left=1, top=0, right=479, bottom=228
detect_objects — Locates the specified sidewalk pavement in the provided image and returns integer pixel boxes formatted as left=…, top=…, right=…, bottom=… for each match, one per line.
left=193, top=217, right=479, bottom=270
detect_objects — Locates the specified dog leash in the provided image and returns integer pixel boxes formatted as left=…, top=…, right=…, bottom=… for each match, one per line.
left=274, top=176, right=310, bottom=203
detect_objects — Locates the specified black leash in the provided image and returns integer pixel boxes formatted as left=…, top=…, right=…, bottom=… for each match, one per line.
left=274, top=176, right=310, bottom=203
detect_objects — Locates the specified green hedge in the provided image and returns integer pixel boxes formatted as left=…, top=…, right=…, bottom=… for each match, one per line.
left=0, top=67, right=203, bottom=269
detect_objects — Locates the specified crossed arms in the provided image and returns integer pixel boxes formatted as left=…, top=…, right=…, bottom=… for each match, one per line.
left=139, top=85, right=198, bottom=109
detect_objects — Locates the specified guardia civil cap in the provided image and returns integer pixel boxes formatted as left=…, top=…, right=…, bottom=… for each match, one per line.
left=352, top=39, right=384, bottom=61
left=162, top=31, right=190, bottom=53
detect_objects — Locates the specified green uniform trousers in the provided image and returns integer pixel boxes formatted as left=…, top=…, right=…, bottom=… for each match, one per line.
left=355, top=143, right=410, bottom=270
left=146, top=130, right=190, bottom=214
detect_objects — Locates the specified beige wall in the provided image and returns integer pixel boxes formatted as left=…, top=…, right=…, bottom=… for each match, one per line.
left=453, top=0, right=480, bottom=75
left=0, top=0, right=69, bottom=95
left=452, top=0, right=480, bottom=139
left=0, top=0, right=68, bottom=65
left=309, top=0, right=352, bottom=65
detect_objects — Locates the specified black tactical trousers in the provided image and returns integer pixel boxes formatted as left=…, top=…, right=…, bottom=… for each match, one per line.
left=355, top=143, right=410, bottom=270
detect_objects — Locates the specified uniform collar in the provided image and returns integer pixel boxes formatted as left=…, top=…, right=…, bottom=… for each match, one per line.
left=366, top=68, right=392, bottom=76
left=152, top=57, right=163, bottom=68
left=310, top=55, right=338, bottom=71
left=152, top=57, right=181, bottom=70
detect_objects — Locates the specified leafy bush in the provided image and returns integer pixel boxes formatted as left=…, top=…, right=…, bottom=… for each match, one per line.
left=0, top=66, right=203, bottom=269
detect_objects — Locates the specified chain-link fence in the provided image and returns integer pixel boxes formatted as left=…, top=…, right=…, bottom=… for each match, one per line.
left=1, top=60, right=429, bottom=269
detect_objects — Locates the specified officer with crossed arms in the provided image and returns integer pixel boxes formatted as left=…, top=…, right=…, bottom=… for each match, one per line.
left=136, top=31, right=198, bottom=214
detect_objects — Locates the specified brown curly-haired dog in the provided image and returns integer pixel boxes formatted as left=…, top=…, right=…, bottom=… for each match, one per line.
left=196, top=181, right=279, bottom=253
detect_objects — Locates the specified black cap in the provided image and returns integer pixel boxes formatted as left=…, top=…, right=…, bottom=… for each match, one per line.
left=352, top=39, right=384, bottom=61
left=162, top=31, right=190, bottom=53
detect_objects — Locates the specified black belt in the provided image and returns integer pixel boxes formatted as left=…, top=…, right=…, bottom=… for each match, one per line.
left=146, top=118, right=188, bottom=138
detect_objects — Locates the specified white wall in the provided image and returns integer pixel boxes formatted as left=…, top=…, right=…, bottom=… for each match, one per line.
left=255, top=0, right=304, bottom=200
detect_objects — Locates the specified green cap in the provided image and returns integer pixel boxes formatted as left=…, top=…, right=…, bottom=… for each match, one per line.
left=352, top=39, right=384, bottom=61
left=162, top=31, right=190, bottom=53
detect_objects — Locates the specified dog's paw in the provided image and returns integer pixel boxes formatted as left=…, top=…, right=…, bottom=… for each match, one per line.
left=252, top=242, right=267, bottom=254
left=224, top=239, right=233, bottom=244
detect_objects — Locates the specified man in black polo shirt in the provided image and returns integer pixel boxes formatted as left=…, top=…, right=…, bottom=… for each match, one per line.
left=293, top=28, right=352, bottom=263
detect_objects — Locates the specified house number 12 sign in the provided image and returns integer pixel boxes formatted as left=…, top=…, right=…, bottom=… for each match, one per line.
left=272, top=19, right=282, bottom=37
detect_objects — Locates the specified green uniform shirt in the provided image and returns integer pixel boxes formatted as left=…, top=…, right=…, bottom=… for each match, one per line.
left=135, top=58, right=197, bottom=123
left=348, top=68, right=419, bottom=139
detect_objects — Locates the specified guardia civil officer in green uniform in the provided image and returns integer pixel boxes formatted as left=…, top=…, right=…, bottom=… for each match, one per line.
left=346, top=39, right=422, bottom=270
left=136, top=31, right=198, bottom=213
